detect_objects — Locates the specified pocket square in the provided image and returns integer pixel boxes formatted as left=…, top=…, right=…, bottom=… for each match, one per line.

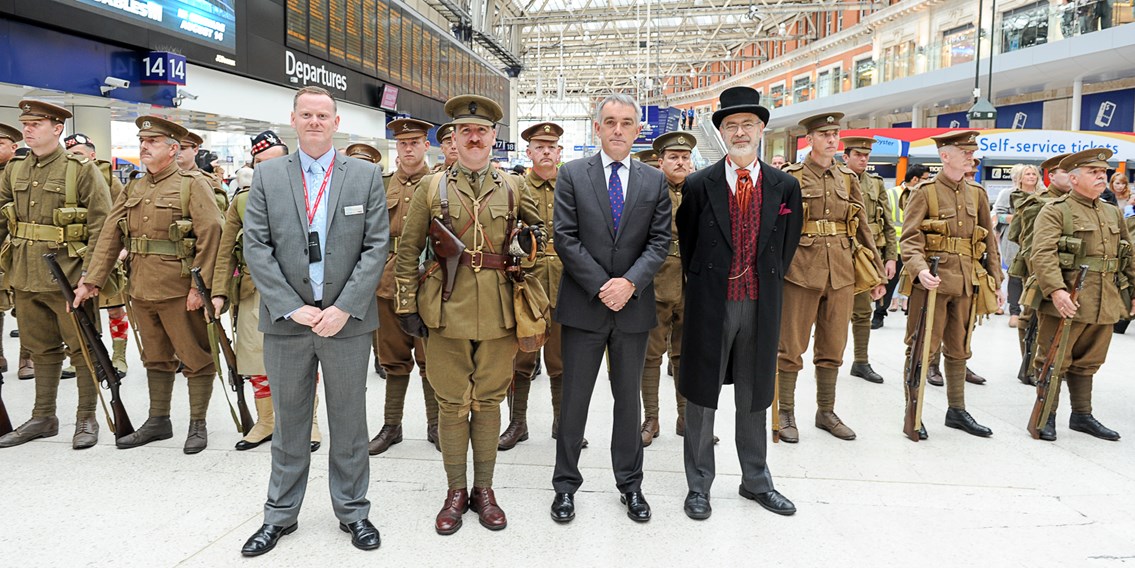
left=778, top=203, right=792, bottom=215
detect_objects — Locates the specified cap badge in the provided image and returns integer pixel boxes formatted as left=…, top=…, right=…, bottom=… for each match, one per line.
left=543, top=125, right=551, bottom=133
left=826, top=116, right=835, bottom=123
left=469, top=102, right=478, bottom=115
left=21, top=104, right=30, bottom=111
left=142, top=120, right=152, bottom=129
left=677, top=136, right=687, bottom=145
left=1098, top=152, right=1107, bottom=161
left=402, top=124, right=412, bottom=131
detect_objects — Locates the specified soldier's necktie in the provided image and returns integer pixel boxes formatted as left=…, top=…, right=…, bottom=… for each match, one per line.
left=736, top=168, right=753, bottom=212
left=609, top=161, right=624, bottom=231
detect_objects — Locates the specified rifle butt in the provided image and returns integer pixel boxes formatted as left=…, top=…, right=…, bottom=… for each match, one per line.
left=238, top=401, right=254, bottom=436
left=0, top=401, right=12, bottom=437
left=113, top=403, right=136, bottom=439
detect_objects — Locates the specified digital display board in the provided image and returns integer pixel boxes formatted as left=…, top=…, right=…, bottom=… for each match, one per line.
left=68, top=0, right=236, bottom=52
left=284, top=0, right=507, bottom=106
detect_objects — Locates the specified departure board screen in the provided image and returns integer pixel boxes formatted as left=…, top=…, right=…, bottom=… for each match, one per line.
left=346, top=0, right=363, bottom=67
left=285, top=0, right=507, bottom=105
left=329, top=0, right=346, bottom=64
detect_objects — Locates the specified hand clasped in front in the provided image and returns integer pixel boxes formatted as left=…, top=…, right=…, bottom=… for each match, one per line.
left=598, top=277, right=634, bottom=312
left=293, top=305, right=351, bottom=337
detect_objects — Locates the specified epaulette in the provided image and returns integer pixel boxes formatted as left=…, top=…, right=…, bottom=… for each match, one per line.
left=836, top=164, right=855, bottom=175
left=179, top=168, right=206, bottom=178
left=8, top=152, right=29, bottom=162
left=382, top=171, right=394, bottom=182
left=63, top=153, right=90, bottom=165
left=1050, top=192, right=1072, bottom=204
left=233, top=186, right=250, bottom=197
left=910, top=177, right=934, bottom=192
left=965, top=178, right=985, bottom=190
left=783, top=162, right=804, bottom=172
left=866, top=171, right=883, bottom=179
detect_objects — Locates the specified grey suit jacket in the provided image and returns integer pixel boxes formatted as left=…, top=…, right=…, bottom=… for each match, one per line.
left=553, top=152, right=671, bottom=334
left=243, top=150, right=390, bottom=337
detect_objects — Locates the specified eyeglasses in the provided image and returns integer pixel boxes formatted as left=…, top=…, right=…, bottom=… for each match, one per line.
left=722, top=121, right=761, bottom=134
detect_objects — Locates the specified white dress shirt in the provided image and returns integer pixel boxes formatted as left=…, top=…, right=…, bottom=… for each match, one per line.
left=600, top=150, right=632, bottom=199
left=725, top=156, right=761, bottom=195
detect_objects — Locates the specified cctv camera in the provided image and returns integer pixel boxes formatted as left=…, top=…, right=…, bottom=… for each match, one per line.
left=176, top=88, right=198, bottom=101
left=104, top=77, right=130, bottom=89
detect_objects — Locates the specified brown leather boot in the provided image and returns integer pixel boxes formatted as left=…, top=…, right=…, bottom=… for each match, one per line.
left=435, top=489, right=469, bottom=535
left=675, top=415, right=686, bottom=437
left=0, top=416, right=59, bottom=447
left=73, top=416, right=99, bottom=449
left=927, top=364, right=944, bottom=387
left=470, top=487, right=507, bottom=531
left=640, top=417, right=660, bottom=447
left=367, top=424, right=402, bottom=455
left=965, top=367, right=987, bottom=385
left=815, top=410, right=856, bottom=440
left=17, top=358, right=34, bottom=380
left=778, top=410, right=798, bottom=443
left=497, top=420, right=528, bottom=451
left=184, top=419, right=208, bottom=454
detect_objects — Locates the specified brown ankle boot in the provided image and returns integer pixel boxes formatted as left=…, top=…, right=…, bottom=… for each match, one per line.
left=435, top=489, right=469, bottom=535
left=497, top=420, right=528, bottom=451
left=470, top=487, right=507, bottom=530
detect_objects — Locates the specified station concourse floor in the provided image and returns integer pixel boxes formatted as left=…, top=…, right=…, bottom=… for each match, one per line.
left=2, top=309, right=1134, bottom=567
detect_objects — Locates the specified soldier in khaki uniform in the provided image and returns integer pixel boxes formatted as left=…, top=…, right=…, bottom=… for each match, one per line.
left=177, top=131, right=229, bottom=212
left=432, top=123, right=458, bottom=173
left=0, top=101, right=112, bottom=449
left=841, top=136, right=898, bottom=384
left=1007, top=153, right=1071, bottom=384
left=64, top=133, right=132, bottom=376
left=76, top=115, right=223, bottom=454
left=499, top=121, right=568, bottom=451
left=639, top=131, right=693, bottom=446
left=211, top=130, right=323, bottom=452
left=369, top=118, right=440, bottom=455
left=0, top=122, right=25, bottom=375
left=395, top=95, right=544, bottom=534
left=634, top=149, right=660, bottom=168
left=900, top=131, right=1003, bottom=439
left=778, top=113, right=885, bottom=443
left=1028, top=148, right=1135, bottom=441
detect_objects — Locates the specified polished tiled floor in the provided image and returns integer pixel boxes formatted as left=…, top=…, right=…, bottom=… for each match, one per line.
left=2, top=309, right=1133, bottom=567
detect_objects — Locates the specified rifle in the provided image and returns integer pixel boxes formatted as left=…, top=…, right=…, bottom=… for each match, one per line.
left=903, top=256, right=940, bottom=442
left=190, top=268, right=253, bottom=435
left=1028, top=265, right=1089, bottom=439
left=0, top=374, right=12, bottom=436
left=772, top=372, right=780, bottom=443
left=429, top=217, right=466, bottom=301
left=1017, top=314, right=1039, bottom=385
left=44, top=253, right=135, bottom=440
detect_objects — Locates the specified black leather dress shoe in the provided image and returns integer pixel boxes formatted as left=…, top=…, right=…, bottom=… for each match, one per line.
left=234, top=435, right=271, bottom=451
left=620, top=491, right=651, bottom=522
left=310, top=441, right=321, bottom=452
left=1038, top=414, right=1057, bottom=442
left=918, top=424, right=928, bottom=441
left=1069, top=413, right=1120, bottom=441
left=871, top=313, right=884, bottom=329
left=739, top=486, right=796, bottom=516
left=550, top=492, right=575, bottom=523
left=339, top=518, right=381, bottom=551
left=850, top=362, right=884, bottom=384
left=683, top=491, right=711, bottom=520
left=944, top=408, right=993, bottom=437
left=241, top=523, right=297, bottom=557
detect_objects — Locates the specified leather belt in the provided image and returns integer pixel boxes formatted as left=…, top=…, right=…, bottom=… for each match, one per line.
left=457, top=249, right=510, bottom=271
left=669, top=239, right=680, bottom=257
left=543, top=241, right=557, bottom=257
left=802, top=220, right=849, bottom=237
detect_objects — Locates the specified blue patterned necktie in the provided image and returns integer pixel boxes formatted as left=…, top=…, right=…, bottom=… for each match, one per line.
left=608, top=161, right=624, bottom=231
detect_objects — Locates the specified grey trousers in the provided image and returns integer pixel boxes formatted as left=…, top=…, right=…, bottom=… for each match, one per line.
left=553, top=324, right=649, bottom=494
left=262, top=331, right=372, bottom=526
left=684, top=299, right=774, bottom=495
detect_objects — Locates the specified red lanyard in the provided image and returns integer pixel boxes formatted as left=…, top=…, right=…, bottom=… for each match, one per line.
left=302, top=157, right=334, bottom=224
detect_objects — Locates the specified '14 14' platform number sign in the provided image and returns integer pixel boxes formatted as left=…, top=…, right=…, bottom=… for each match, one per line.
left=142, top=52, right=187, bottom=86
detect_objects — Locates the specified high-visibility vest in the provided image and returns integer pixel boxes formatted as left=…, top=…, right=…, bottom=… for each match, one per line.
left=887, top=184, right=905, bottom=251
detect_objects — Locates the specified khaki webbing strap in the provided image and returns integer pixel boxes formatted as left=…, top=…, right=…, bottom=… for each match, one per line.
left=925, top=236, right=976, bottom=257
left=65, top=159, right=80, bottom=209
left=234, top=190, right=249, bottom=221
left=13, top=222, right=64, bottom=243
left=127, top=237, right=180, bottom=256
left=180, top=175, right=191, bottom=220
left=926, top=181, right=940, bottom=222
left=1081, top=256, right=1120, bottom=273
left=802, top=220, right=849, bottom=236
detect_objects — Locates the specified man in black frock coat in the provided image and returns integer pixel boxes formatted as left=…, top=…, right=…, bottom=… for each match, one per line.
left=676, top=86, right=803, bottom=520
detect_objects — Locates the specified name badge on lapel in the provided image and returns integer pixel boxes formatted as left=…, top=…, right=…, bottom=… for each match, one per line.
left=344, top=204, right=364, bottom=216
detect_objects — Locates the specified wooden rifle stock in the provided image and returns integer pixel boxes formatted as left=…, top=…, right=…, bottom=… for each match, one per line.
left=429, top=217, right=466, bottom=301
left=1028, top=265, right=1089, bottom=439
left=44, top=253, right=135, bottom=439
left=903, top=256, right=940, bottom=442
left=190, top=268, right=253, bottom=435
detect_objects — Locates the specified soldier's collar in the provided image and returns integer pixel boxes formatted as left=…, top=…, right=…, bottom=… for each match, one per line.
left=1069, top=190, right=1098, bottom=207
left=528, top=168, right=555, bottom=186
left=34, top=144, right=65, bottom=166
left=149, top=160, right=180, bottom=182
left=456, top=162, right=493, bottom=185
left=803, top=154, right=835, bottom=176
left=395, top=163, right=430, bottom=185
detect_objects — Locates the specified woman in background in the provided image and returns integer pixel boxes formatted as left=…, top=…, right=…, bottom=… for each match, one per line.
left=992, top=163, right=1042, bottom=327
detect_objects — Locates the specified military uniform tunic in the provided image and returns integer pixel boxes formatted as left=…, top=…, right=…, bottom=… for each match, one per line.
left=900, top=174, right=1001, bottom=409
left=1030, top=192, right=1135, bottom=413
left=211, top=188, right=265, bottom=375
left=86, top=160, right=222, bottom=419
left=376, top=164, right=436, bottom=428
left=395, top=164, right=543, bottom=489
left=0, top=146, right=111, bottom=418
left=642, top=180, right=686, bottom=420
left=850, top=170, right=897, bottom=363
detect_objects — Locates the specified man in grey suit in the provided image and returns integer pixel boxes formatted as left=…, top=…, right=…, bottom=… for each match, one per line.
left=239, top=86, right=389, bottom=556
left=550, top=94, right=672, bottom=523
